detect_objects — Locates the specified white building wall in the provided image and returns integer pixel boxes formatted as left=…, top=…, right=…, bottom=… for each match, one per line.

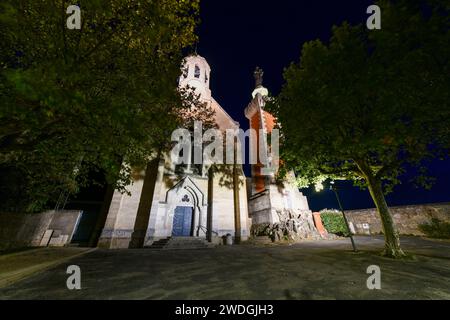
left=98, top=172, right=144, bottom=248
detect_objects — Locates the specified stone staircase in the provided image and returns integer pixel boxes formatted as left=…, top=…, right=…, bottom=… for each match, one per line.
left=147, top=237, right=216, bottom=250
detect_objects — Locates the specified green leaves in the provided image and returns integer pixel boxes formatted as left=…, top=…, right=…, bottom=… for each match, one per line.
left=274, top=0, right=449, bottom=193
left=418, top=218, right=450, bottom=239
left=0, top=0, right=201, bottom=212
left=320, top=210, right=351, bottom=237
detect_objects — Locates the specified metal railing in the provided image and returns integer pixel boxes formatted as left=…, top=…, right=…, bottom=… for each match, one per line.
left=197, top=225, right=219, bottom=236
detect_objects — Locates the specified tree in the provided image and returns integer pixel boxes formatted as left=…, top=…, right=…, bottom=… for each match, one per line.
left=0, top=0, right=202, bottom=212
left=271, top=0, right=449, bottom=258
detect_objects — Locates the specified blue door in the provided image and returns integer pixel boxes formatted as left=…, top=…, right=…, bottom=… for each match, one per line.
left=172, top=206, right=193, bottom=237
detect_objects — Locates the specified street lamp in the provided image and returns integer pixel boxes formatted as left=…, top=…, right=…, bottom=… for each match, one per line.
left=329, top=181, right=358, bottom=252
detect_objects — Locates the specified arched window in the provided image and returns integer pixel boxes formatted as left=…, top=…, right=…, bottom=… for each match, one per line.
left=194, top=65, right=200, bottom=78
left=205, top=72, right=208, bottom=84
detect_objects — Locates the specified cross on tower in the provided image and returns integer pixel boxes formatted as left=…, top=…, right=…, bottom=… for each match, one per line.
left=254, top=67, right=264, bottom=88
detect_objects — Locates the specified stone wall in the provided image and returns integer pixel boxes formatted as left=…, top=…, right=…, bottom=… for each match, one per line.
left=47, top=210, right=82, bottom=246
left=344, top=203, right=450, bottom=236
left=0, top=210, right=81, bottom=251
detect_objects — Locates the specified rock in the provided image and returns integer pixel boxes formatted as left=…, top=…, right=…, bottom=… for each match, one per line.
left=250, top=209, right=323, bottom=242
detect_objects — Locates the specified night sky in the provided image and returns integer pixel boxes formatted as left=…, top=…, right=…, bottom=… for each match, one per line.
left=196, top=0, right=450, bottom=211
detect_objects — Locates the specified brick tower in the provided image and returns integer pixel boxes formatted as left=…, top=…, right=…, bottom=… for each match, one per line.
left=244, top=68, right=319, bottom=240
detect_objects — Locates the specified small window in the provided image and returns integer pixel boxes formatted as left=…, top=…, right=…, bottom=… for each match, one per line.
left=205, top=72, right=208, bottom=83
left=194, top=65, right=200, bottom=78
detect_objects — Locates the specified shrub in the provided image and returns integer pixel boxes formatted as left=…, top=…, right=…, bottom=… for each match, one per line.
left=320, top=210, right=350, bottom=237
left=418, top=218, right=450, bottom=239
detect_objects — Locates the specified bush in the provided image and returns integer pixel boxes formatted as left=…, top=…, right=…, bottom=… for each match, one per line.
left=320, top=210, right=350, bottom=237
left=418, top=218, right=450, bottom=239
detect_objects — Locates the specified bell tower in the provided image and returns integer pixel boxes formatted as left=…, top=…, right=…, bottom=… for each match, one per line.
left=245, top=68, right=316, bottom=240
left=178, top=54, right=212, bottom=101
left=244, top=67, right=276, bottom=194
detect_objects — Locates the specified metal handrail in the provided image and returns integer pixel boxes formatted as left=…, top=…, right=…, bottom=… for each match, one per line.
left=197, top=225, right=219, bottom=236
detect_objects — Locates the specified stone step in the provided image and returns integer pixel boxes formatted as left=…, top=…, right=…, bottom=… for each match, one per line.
left=147, top=237, right=215, bottom=250
left=66, top=243, right=82, bottom=247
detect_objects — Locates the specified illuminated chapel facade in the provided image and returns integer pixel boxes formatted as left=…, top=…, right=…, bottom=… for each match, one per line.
left=97, top=55, right=316, bottom=248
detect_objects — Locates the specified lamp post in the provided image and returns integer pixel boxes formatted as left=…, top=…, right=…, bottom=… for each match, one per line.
left=330, top=182, right=358, bottom=252
left=233, top=136, right=241, bottom=244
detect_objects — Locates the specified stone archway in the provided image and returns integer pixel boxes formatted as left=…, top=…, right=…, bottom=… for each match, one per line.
left=165, top=177, right=207, bottom=238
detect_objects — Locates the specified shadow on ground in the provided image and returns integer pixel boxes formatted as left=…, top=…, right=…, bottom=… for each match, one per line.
left=0, top=236, right=449, bottom=299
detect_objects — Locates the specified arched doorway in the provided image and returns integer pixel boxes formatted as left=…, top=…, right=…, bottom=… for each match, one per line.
left=164, top=177, right=207, bottom=238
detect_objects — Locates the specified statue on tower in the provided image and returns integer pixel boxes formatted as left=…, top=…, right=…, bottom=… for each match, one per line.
left=254, top=67, right=264, bottom=88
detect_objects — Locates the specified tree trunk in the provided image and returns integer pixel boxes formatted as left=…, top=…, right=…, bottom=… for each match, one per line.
left=129, top=156, right=160, bottom=248
left=367, top=177, right=405, bottom=258
left=356, top=160, right=406, bottom=258
left=88, top=184, right=114, bottom=247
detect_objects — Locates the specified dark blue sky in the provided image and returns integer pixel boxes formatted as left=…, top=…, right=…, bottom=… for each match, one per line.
left=196, top=0, right=450, bottom=211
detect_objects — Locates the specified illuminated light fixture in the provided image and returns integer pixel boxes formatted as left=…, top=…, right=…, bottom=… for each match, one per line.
left=314, top=182, right=324, bottom=192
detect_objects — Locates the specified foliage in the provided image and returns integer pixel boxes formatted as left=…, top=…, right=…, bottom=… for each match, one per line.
left=0, top=0, right=204, bottom=212
left=269, top=0, right=449, bottom=257
left=320, top=210, right=350, bottom=237
left=272, top=0, right=449, bottom=191
left=418, top=218, right=450, bottom=239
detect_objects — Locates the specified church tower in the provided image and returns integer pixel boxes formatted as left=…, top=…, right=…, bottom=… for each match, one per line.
left=179, top=54, right=212, bottom=100
left=97, top=54, right=251, bottom=248
left=245, top=68, right=319, bottom=240
left=245, top=67, right=276, bottom=194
